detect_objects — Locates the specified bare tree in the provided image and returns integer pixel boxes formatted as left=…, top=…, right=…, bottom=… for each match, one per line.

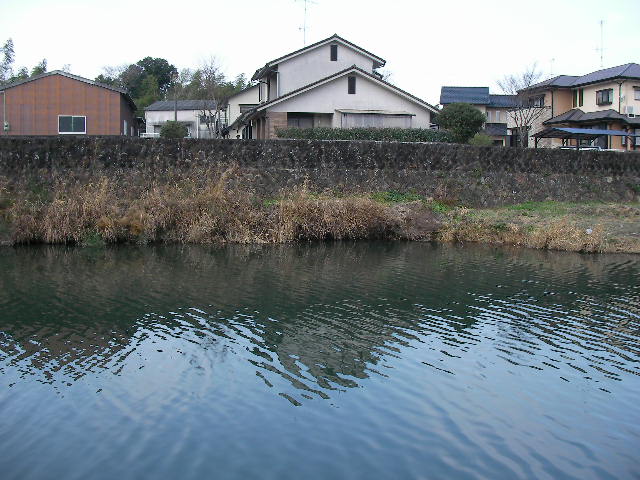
left=498, top=63, right=549, bottom=147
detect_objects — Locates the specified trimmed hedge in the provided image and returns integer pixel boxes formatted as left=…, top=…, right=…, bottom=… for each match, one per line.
left=275, top=127, right=452, bottom=143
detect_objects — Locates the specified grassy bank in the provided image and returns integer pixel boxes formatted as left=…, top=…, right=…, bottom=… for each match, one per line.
left=0, top=173, right=638, bottom=253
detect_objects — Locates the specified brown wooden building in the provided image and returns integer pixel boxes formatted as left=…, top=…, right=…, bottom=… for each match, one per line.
left=0, top=71, right=137, bottom=136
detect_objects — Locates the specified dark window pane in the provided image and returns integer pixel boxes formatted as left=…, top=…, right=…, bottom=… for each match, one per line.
left=72, top=116, right=86, bottom=133
left=330, top=45, right=338, bottom=61
left=59, top=116, right=72, bottom=133
left=348, top=76, right=356, bottom=94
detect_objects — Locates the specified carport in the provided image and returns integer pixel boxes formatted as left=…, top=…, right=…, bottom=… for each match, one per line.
left=533, top=127, right=640, bottom=150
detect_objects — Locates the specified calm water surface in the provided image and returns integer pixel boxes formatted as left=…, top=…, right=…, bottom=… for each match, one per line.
left=0, top=243, right=639, bottom=480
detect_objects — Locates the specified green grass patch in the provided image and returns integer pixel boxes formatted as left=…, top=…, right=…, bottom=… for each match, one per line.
left=429, top=201, right=453, bottom=214
left=506, top=201, right=574, bottom=215
left=82, top=231, right=106, bottom=248
left=371, top=191, right=423, bottom=204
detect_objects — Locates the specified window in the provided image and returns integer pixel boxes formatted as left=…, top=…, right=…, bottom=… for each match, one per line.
left=529, top=95, right=545, bottom=107
left=330, top=44, right=338, bottom=61
left=348, top=76, right=356, bottom=94
left=495, top=111, right=500, bottom=122
left=634, top=87, right=640, bottom=101
left=200, top=115, right=215, bottom=123
left=574, top=88, right=584, bottom=107
left=58, top=115, right=86, bottom=134
left=486, top=111, right=491, bottom=122
left=596, top=88, right=613, bottom=105
left=239, top=104, right=257, bottom=113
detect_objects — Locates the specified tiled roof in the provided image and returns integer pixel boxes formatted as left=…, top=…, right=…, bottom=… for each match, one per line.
left=544, top=108, right=640, bottom=126
left=252, top=34, right=386, bottom=81
left=526, top=63, right=640, bottom=91
left=528, top=75, right=579, bottom=90
left=145, top=100, right=217, bottom=111
left=440, top=86, right=489, bottom=105
left=572, top=63, right=640, bottom=87
left=488, top=94, right=518, bottom=108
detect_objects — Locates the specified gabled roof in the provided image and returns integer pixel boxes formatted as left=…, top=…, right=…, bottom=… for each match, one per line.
left=440, top=87, right=489, bottom=105
left=543, top=108, right=640, bottom=126
left=0, top=70, right=136, bottom=109
left=251, top=34, right=386, bottom=81
left=525, top=63, right=640, bottom=91
left=253, top=65, right=438, bottom=114
left=145, top=100, right=217, bottom=111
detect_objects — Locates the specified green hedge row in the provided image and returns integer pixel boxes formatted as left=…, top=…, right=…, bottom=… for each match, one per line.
left=275, top=127, right=452, bottom=143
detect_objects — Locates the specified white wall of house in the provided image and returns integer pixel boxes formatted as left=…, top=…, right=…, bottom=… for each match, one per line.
left=145, top=110, right=206, bottom=137
left=576, top=81, right=640, bottom=113
left=267, top=73, right=433, bottom=128
left=227, top=85, right=259, bottom=126
left=276, top=43, right=377, bottom=96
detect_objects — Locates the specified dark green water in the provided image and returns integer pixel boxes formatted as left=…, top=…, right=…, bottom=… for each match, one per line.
left=0, top=243, right=639, bottom=480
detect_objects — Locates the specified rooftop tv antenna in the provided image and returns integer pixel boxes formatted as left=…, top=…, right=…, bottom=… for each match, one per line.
left=595, top=19, right=605, bottom=68
left=295, top=0, right=317, bottom=45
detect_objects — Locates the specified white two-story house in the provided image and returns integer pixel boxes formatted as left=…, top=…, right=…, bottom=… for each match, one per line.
left=227, top=34, right=438, bottom=139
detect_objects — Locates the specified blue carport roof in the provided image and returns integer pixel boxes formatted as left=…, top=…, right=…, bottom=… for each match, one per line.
left=534, top=127, right=640, bottom=139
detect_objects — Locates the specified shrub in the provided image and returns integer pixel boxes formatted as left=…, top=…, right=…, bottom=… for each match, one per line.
left=468, top=133, right=493, bottom=146
left=160, top=121, right=188, bottom=139
left=275, top=127, right=452, bottom=143
left=435, top=103, right=486, bottom=143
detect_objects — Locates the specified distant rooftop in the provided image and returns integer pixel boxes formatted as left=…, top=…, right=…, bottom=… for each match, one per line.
left=440, top=87, right=516, bottom=107
left=145, top=100, right=217, bottom=111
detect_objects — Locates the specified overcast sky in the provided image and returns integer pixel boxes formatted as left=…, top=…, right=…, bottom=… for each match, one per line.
left=1, top=0, right=638, bottom=103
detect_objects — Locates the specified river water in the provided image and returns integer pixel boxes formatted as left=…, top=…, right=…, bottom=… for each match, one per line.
left=0, top=243, right=638, bottom=480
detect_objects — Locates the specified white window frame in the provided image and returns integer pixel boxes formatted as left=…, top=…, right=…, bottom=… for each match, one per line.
left=58, top=115, right=86, bottom=134
left=634, top=87, right=640, bottom=101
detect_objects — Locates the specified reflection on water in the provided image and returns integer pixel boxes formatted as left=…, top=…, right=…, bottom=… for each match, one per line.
left=1, top=243, right=639, bottom=480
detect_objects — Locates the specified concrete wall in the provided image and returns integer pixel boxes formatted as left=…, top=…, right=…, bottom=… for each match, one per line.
left=267, top=72, right=433, bottom=129
left=1, top=137, right=638, bottom=207
left=277, top=43, right=375, bottom=95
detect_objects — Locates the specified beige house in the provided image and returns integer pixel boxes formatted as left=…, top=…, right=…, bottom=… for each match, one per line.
left=439, top=87, right=516, bottom=146
left=230, top=34, right=439, bottom=139
left=511, top=63, right=640, bottom=151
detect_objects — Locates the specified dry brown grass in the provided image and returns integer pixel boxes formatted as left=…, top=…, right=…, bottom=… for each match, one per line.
left=1, top=172, right=400, bottom=246
left=1, top=172, right=637, bottom=253
left=437, top=208, right=609, bottom=253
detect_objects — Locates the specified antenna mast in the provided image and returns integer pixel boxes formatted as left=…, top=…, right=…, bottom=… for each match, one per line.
left=598, top=20, right=604, bottom=68
left=296, top=0, right=317, bottom=45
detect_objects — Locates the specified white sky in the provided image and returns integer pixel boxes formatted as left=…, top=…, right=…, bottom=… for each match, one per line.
left=1, top=0, right=638, bottom=104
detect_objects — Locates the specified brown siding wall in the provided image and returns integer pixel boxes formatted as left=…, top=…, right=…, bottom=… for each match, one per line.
left=0, top=74, right=133, bottom=136
left=553, top=89, right=573, bottom=116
